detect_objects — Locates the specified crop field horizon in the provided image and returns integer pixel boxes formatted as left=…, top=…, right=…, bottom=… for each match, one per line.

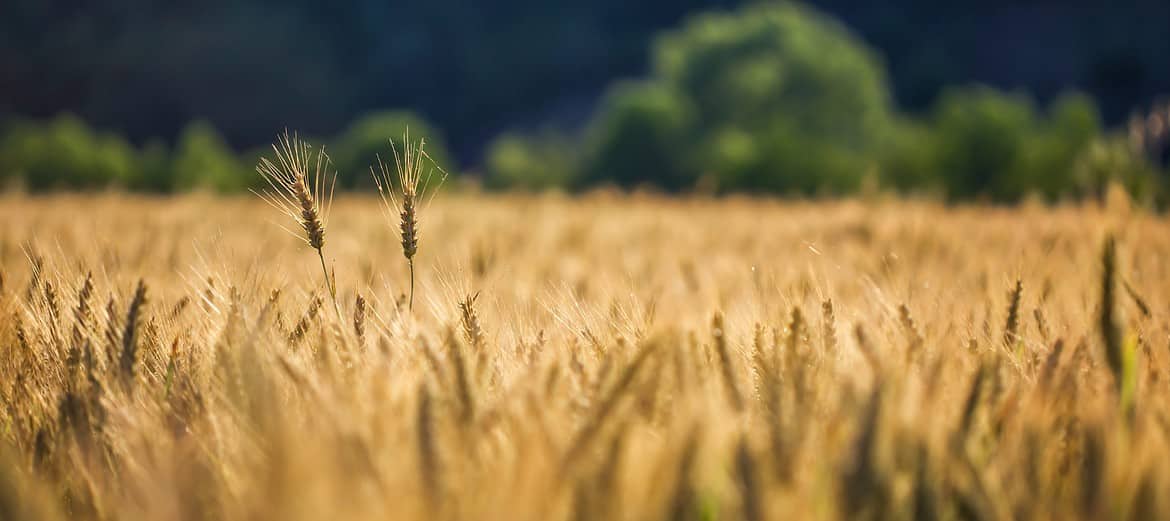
left=1, top=191, right=1168, bottom=520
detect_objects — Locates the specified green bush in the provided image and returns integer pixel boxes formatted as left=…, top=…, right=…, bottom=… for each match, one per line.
left=878, top=120, right=942, bottom=193
left=0, top=115, right=140, bottom=191
left=930, top=87, right=1037, bottom=200
left=485, top=132, right=579, bottom=190
left=0, top=113, right=456, bottom=193
left=577, top=3, right=1115, bottom=201
left=0, top=0, right=1128, bottom=203
left=928, top=87, right=1102, bottom=202
left=583, top=81, right=695, bottom=190
left=330, top=112, right=454, bottom=189
left=584, top=3, right=894, bottom=194
left=1072, top=137, right=1161, bottom=205
left=135, top=139, right=173, bottom=192
left=1015, top=93, right=1101, bottom=200
left=172, top=121, right=251, bottom=192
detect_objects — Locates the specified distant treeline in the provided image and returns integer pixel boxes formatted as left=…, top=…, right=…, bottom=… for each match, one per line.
left=1, top=4, right=1167, bottom=203
left=5, top=0, right=1169, bottom=154
left=0, top=112, right=453, bottom=194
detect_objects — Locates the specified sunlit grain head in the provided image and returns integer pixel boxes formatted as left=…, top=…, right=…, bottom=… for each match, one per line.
left=254, top=131, right=336, bottom=251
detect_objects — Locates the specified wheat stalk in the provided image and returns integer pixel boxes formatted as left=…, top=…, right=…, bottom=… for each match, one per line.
left=735, top=435, right=762, bottom=521
left=444, top=327, right=476, bottom=427
left=840, top=385, right=886, bottom=518
left=822, top=299, right=838, bottom=354
left=459, top=292, right=484, bottom=350
left=255, top=131, right=338, bottom=305
left=1121, top=277, right=1152, bottom=318
left=70, top=272, right=94, bottom=349
left=562, top=341, right=658, bottom=472
left=353, top=294, right=366, bottom=344
left=416, top=383, right=440, bottom=507
left=665, top=426, right=701, bottom=521
left=1003, top=279, right=1023, bottom=348
left=1100, top=235, right=1122, bottom=390
left=13, top=312, right=30, bottom=353
left=1099, top=234, right=1136, bottom=418
left=372, top=130, right=446, bottom=312
left=288, top=294, right=323, bottom=343
left=712, top=311, right=744, bottom=412
left=119, top=280, right=147, bottom=388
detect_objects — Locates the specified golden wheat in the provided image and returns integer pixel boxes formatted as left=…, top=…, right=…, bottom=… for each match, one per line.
left=256, top=131, right=338, bottom=304
left=0, top=193, right=1167, bottom=520
left=372, top=131, right=445, bottom=311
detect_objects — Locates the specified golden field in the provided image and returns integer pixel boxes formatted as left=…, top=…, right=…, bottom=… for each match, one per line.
left=0, top=192, right=1168, bottom=520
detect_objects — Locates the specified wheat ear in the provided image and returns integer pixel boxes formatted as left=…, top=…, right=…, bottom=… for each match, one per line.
left=119, top=280, right=147, bottom=388
left=255, top=131, right=338, bottom=305
left=372, top=129, right=446, bottom=312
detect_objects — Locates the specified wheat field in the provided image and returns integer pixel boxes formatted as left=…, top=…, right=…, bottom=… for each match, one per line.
left=0, top=191, right=1168, bottom=520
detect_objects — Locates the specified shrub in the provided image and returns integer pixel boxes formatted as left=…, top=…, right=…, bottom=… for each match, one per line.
left=172, top=121, right=251, bottom=192
left=0, top=115, right=140, bottom=191
left=485, top=132, right=579, bottom=190
left=878, top=120, right=942, bottom=194
left=930, top=87, right=1037, bottom=201
left=135, top=139, right=173, bottom=192
left=930, top=87, right=1103, bottom=202
left=582, top=81, right=695, bottom=190
left=1017, top=93, right=1102, bottom=199
left=1072, top=137, right=1161, bottom=205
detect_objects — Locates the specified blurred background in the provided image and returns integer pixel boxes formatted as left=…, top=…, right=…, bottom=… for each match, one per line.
left=1, top=0, right=1169, bottom=202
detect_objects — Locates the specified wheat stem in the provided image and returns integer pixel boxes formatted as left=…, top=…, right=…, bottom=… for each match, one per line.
left=316, top=248, right=336, bottom=305
left=408, top=259, right=415, bottom=311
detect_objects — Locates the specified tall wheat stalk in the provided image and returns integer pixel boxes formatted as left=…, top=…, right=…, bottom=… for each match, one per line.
left=372, top=130, right=445, bottom=311
left=255, top=131, right=338, bottom=305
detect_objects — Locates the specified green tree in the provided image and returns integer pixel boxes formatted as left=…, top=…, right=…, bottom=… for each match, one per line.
left=1073, top=137, right=1161, bottom=204
left=172, top=121, right=250, bottom=192
left=136, top=139, right=173, bottom=192
left=878, top=119, right=941, bottom=194
left=584, top=3, right=894, bottom=194
left=930, top=87, right=1103, bottom=202
left=583, top=81, right=695, bottom=190
left=1019, top=92, right=1101, bottom=199
left=0, top=115, right=139, bottom=191
left=931, top=87, right=1037, bottom=201
left=485, top=132, right=579, bottom=190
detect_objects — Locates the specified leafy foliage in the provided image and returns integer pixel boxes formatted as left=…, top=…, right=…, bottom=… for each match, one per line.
left=1072, top=137, right=1162, bottom=204
left=172, top=121, right=251, bottom=192
left=0, top=115, right=139, bottom=190
left=583, top=81, right=696, bottom=190
left=584, top=4, right=893, bottom=194
left=0, top=111, right=450, bottom=193
left=901, top=88, right=1106, bottom=202
left=0, top=3, right=1165, bottom=203
left=485, top=132, right=579, bottom=190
